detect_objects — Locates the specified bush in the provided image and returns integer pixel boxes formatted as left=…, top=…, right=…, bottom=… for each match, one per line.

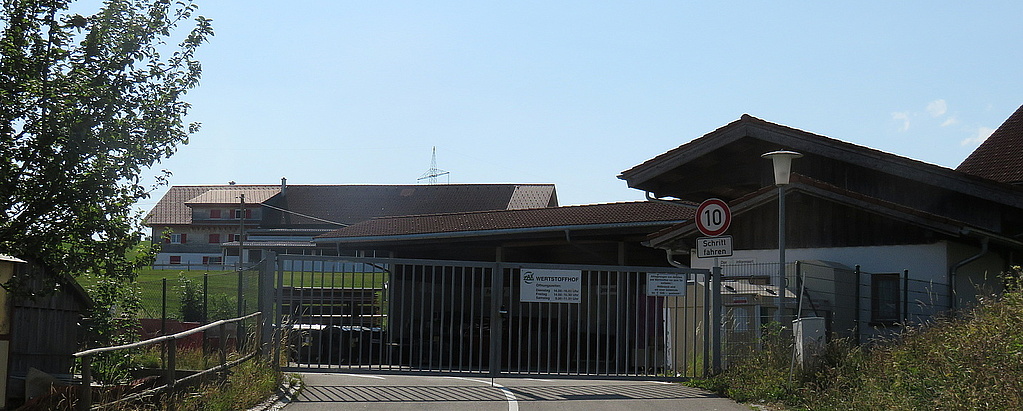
left=179, top=275, right=204, bottom=322
left=689, top=322, right=797, bottom=404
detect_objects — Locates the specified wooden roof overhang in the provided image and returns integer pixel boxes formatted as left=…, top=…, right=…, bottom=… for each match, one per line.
left=646, top=174, right=1023, bottom=252
left=619, top=114, right=1023, bottom=209
left=312, top=202, right=694, bottom=264
left=315, top=221, right=682, bottom=247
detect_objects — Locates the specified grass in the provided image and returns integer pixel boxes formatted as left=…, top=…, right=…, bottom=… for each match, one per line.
left=169, top=359, right=285, bottom=411
left=80, top=267, right=389, bottom=320
left=690, top=266, right=1023, bottom=410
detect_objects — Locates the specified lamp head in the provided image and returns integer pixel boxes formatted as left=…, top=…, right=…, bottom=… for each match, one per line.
left=761, top=150, right=803, bottom=185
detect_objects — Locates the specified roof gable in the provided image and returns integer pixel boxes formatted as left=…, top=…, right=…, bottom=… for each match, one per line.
left=184, top=187, right=281, bottom=205
left=619, top=114, right=1023, bottom=209
left=957, top=104, right=1023, bottom=185
left=144, top=185, right=275, bottom=226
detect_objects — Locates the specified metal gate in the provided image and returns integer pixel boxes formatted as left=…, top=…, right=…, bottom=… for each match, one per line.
left=266, top=255, right=720, bottom=378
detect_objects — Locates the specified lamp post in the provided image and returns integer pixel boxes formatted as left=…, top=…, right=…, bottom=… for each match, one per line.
left=761, top=150, right=802, bottom=323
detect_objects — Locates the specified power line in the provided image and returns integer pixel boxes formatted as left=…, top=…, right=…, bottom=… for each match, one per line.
left=259, top=203, right=350, bottom=227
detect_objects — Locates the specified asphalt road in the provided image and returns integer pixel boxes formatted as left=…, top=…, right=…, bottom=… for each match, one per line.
left=284, top=372, right=752, bottom=411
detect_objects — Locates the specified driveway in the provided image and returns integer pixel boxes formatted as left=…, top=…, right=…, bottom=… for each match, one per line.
left=285, top=372, right=751, bottom=411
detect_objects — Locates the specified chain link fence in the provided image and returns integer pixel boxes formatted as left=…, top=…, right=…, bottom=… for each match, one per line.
left=718, top=260, right=951, bottom=366
left=137, top=267, right=260, bottom=323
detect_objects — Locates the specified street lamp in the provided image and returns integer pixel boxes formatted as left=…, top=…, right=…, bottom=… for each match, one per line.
left=762, top=150, right=802, bottom=323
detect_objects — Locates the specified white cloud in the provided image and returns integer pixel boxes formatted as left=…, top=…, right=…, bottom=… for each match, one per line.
left=892, top=111, right=911, bottom=131
left=926, top=99, right=948, bottom=117
left=940, top=115, right=958, bottom=127
left=960, top=126, right=995, bottom=146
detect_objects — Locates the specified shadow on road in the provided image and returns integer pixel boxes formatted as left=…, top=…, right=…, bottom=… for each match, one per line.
left=298, top=382, right=719, bottom=403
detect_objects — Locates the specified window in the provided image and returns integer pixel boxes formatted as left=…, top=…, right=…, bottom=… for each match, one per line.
left=202, top=256, right=222, bottom=265
left=209, top=209, right=221, bottom=219
left=871, top=273, right=902, bottom=324
left=233, top=209, right=252, bottom=219
left=209, top=234, right=221, bottom=244
left=169, top=256, right=182, bottom=265
left=228, top=234, right=241, bottom=242
left=168, top=233, right=187, bottom=244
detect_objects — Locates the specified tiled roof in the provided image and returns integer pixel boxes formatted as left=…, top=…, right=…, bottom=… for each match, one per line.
left=146, top=184, right=557, bottom=227
left=144, top=185, right=275, bottom=226
left=185, top=187, right=281, bottom=205
left=957, top=105, right=1023, bottom=185
left=263, top=184, right=557, bottom=227
left=316, top=201, right=694, bottom=240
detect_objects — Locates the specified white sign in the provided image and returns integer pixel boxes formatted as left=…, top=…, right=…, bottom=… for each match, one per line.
left=646, top=272, right=688, bottom=297
left=520, top=269, right=582, bottom=303
left=719, top=258, right=756, bottom=266
left=695, top=198, right=732, bottom=236
left=697, top=235, right=733, bottom=258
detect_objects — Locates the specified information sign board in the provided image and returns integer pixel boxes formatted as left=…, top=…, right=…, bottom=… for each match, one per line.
left=520, top=269, right=582, bottom=303
left=646, top=272, right=688, bottom=297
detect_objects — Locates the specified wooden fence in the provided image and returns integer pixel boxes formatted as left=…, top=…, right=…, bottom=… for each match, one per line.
left=73, top=312, right=263, bottom=410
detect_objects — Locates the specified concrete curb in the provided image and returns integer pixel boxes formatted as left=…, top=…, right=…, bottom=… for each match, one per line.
left=248, top=374, right=302, bottom=411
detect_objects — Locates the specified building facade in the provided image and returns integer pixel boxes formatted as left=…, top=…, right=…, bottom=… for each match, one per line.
left=144, top=181, right=559, bottom=266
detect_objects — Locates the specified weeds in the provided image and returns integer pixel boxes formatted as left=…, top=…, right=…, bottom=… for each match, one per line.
left=171, top=359, right=282, bottom=411
left=692, top=267, right=1023, bottom=410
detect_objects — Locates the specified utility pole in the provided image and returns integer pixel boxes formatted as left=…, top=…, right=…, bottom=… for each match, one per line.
left=237, top=193, right=245, bottom=318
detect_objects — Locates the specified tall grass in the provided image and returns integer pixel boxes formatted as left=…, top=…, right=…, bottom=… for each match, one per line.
left=691, top=267, right=1023, bottom=410
left=170, top=359, right=283, bottom=411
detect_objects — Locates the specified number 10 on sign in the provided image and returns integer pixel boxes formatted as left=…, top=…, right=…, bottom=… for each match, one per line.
left=696, top=198, right=731, bottom=237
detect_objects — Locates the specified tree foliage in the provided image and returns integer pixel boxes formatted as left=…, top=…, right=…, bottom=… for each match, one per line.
left=0, top=0, right=212, bottom=284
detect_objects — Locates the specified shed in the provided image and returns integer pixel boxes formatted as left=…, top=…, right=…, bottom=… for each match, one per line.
left=0, top=259, right=93, bottom=406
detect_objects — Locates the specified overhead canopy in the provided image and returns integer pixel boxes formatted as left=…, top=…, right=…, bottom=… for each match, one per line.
left=619, top=114, right=1023, bottom=209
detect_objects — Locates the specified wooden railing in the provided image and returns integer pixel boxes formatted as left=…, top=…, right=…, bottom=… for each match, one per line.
left=73, top=312, right=263, bottom=410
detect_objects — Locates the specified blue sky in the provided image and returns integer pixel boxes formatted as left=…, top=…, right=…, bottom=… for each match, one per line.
left=129, top=1, right=1023, bottom=210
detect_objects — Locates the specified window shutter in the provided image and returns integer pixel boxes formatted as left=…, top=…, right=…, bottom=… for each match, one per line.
left=180, top=233, right=187, bottom=243
left=209, top=234, right=220, bottom=244
left=245, top=209, right=252, bottom=219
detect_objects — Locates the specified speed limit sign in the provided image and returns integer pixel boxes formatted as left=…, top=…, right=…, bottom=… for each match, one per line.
left=696, top=198, right=731, bottom=236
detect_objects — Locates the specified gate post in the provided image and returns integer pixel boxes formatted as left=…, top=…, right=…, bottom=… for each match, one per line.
left=711, top=266, right=723, bottom=373
left=489, top=263, right=504, bottom=376
left=259, top=252, right=277, bottom=357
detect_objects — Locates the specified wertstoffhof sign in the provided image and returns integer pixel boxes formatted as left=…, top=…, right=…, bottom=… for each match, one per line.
left=520, top=268, right=582, bottom=303
left=696, top=235, right=733, bottom=258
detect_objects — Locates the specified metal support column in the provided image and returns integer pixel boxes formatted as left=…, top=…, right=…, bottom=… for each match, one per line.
left=711, top=265, right=722, bottom=373
left=776, top=184, right=786, bottom=323
left=489, top=264, right=504, bottom=376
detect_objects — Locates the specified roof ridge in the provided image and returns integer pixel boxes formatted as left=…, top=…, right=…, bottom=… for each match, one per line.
left=621, top=114, right=960, bottom=181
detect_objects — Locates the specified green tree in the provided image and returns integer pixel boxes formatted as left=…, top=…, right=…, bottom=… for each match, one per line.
left=0, top=0, right=212, bottom=286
